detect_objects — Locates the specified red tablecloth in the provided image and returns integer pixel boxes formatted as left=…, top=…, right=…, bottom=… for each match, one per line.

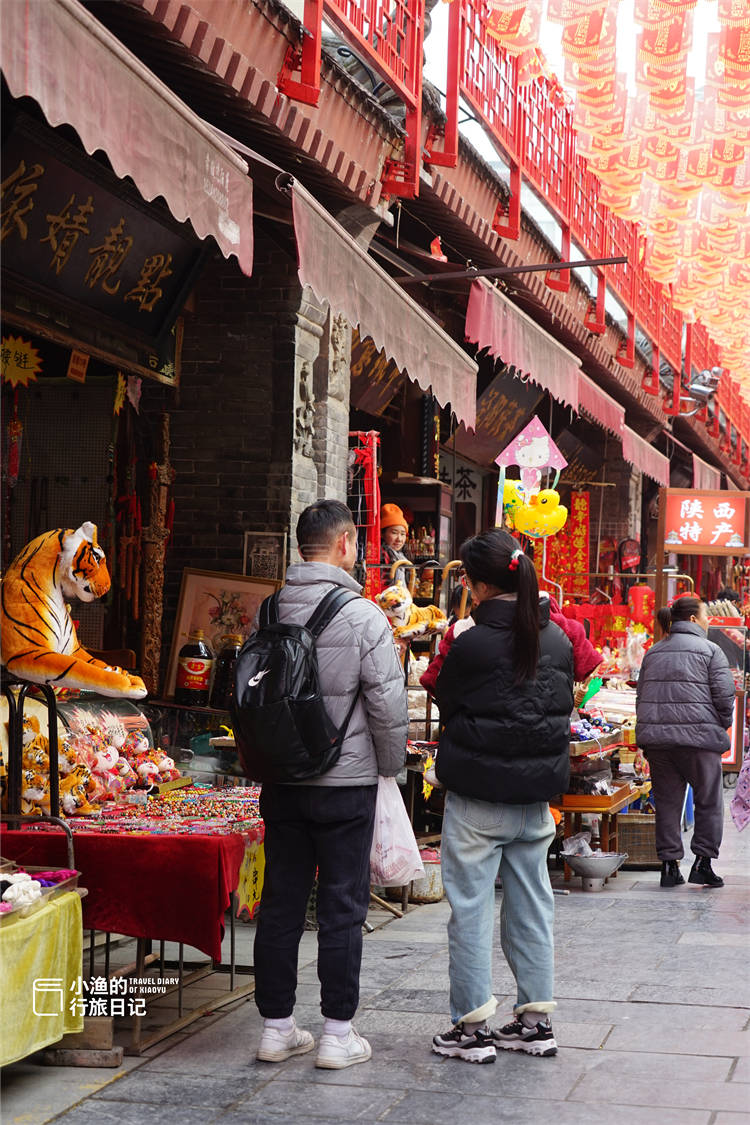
left=0, top=829, right=245, bottom=962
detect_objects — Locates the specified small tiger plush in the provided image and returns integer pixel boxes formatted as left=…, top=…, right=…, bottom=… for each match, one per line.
left=375, top=584, right=448, bottom=640
left=0, top=522, right=146, bottom=698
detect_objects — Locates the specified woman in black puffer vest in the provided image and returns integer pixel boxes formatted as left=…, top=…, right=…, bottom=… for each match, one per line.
left=636, top=595, right=735, bottom=889
left=431, top=528, right=573, bottom=1066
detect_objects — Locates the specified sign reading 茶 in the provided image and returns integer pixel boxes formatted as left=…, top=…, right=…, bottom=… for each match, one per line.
left=662, top=489, right=749, bottom=554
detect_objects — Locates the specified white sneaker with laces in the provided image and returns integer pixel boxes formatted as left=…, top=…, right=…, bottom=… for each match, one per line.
left=315, top=1028, right=372, bottom=1069
left=256, top=1021, right=315, bottom=1062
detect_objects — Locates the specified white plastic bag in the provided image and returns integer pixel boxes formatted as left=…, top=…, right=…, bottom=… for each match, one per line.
left=370, top=776, right=425, bottom=887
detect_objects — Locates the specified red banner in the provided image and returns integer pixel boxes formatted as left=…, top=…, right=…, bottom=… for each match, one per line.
left=534, top=490, right=590, bottom=598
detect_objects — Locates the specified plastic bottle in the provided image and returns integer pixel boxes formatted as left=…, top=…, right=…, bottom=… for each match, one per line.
left=209, top=634, right=243, bottom=711
left=174, top=629, right=214, bottom=707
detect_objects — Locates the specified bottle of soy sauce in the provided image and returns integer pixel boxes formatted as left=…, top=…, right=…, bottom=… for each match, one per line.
left=209, top=633, right=244, bottom=711
left=174, top=629, right=214, bottom=707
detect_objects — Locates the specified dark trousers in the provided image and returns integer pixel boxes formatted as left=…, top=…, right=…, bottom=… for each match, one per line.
left=645, top=747, right=724, bottom=860
left=254, top=783, right=377, bottom=1021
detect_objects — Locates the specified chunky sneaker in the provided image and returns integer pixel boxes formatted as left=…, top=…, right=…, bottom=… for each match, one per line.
left=315, top=1028, right=372, bottom=1069
left=688, top=856, right=724, bottom=887
left=432, top=1023, right=496, bottom=1064
left=491, top=1017, right=557, bottom=1057
left=256, top=1021, right=314, bottom=1062
left=661, top=860, right=685, bottom=887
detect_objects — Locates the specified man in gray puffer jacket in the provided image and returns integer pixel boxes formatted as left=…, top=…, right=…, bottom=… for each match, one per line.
left=636, top=595, right=735, bottom=889
left=254, top=500, right=407, bottom=1071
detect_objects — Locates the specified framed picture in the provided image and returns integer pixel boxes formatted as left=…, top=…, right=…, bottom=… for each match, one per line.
left=242, top=531, right=288, bottom=583
left=165, top=569, right=280, bottom=699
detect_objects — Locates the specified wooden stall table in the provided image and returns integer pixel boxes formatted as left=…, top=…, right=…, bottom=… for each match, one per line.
left=0, top=827, right=249, bottom=1053
left=552, top=784, right=641, bottom=883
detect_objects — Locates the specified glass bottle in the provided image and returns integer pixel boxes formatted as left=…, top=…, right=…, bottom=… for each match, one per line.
left=209, top=633, right=244, bottom=711
left=174, top=629, right=214, bottom=707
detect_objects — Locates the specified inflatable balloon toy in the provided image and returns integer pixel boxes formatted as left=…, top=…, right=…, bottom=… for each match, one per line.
left=495, top=418, right=569, bottom=540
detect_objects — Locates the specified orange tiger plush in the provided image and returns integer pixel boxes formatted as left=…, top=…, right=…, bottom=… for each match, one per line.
left=0, top=522, right=147, bottom=698
left=375, top=583, right=448, bottom=641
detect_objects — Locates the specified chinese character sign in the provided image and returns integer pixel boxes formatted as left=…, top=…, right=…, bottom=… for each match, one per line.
left=663, top=490, right=748, bottom=553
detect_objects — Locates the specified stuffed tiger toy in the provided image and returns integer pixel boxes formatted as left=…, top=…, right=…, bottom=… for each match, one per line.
left=0, top=522, right=147, bottom=698
left=375, top=583, right=448, bottom=640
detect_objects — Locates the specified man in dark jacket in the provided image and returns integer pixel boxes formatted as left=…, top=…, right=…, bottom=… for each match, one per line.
left=636, top=595, right=735, bottom=888
left=254, top=500, right=408, bottom=1068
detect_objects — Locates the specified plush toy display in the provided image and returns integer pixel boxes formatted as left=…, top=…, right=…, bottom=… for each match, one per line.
left=375, top=584, right=448, bottom=640
left=0, top=522, right=147, bottom=698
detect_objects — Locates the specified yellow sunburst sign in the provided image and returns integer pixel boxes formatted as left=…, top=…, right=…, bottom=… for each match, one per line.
left=1, top=335, right=42, bottom=388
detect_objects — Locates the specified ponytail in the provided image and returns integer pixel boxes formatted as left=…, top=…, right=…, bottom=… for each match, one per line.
left=656, top=606, right=672, bottom=635
left=459, top=528, right=540, bottom=685
left=513, top=552, right=540, bottom=685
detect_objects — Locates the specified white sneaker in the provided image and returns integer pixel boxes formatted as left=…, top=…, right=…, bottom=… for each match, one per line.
left=315, top=1028, right=372, bottom=1069
left=256, top=1021, right=315, bottom=1062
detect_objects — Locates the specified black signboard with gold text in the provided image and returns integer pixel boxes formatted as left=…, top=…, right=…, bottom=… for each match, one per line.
left=1, top=117, right=202, bottom=347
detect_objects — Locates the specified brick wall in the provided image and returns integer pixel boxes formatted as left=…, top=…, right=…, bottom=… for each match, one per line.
left=143, top=231, right=354, bottom=686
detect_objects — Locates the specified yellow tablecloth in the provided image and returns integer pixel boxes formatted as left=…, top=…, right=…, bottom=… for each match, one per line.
left=0, top=891, right=84, bottom=1067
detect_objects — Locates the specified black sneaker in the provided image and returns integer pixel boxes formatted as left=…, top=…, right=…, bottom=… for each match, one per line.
left=432, top=1023, right=496, bottom=1064
left=491, top=1017, right=557, bottom=1057
left=688, top=856, right=724, bottom=887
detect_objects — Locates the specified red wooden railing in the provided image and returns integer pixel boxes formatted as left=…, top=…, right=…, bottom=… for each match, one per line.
left=277, top=0, right=742, bottom=460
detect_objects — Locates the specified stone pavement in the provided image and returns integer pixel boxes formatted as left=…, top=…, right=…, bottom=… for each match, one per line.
left=3, top=794, right=749, bottom=1125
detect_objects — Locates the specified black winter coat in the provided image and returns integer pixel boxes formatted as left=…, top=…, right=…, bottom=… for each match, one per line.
left=635, top=621, right=735, bottom=754
left=434, top=597, right=574, bottom=804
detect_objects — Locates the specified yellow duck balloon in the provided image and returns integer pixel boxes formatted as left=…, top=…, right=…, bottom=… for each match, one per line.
left=502, top=480, right=525, bottom=530
left=513, top=489, right=568, bottom=538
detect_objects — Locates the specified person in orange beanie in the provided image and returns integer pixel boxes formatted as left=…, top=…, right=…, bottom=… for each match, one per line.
left=380, top=503, right=411, bottom=576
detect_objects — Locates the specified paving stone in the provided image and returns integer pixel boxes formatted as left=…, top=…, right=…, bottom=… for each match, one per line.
left=732, top=1058, right=750, bottom=1083
left=604, top=1026, right=750, bottom=1057
left=568, top=1072, right=750, bottom=1114
left=222, top=1077, right=400, bottom=1120
left=50, top=1101, right=223, bottom=1124
left=713, top=1114, right=750, bottom=1125
left=377, top=1088, right=711, bottom=1124
left=90, top=1071, right=265, bottom=1107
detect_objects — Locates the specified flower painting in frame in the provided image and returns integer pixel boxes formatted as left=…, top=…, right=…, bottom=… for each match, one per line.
left=165, top=569, right=280, bottom=699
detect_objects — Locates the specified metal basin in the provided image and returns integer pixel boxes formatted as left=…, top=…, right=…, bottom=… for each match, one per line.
left=564, top=852, right=628, bottom=891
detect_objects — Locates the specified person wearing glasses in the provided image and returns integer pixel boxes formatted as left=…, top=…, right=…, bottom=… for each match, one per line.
left=430, top=528, right=573, bottom=1064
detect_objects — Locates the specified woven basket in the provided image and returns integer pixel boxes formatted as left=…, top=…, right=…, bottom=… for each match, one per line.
left=618, top=813, right=660, bottom=868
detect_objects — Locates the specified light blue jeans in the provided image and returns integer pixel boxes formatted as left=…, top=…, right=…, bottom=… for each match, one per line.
left=441, top=790, right=557, bottom=1025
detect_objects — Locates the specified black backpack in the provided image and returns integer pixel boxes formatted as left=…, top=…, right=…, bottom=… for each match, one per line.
left=231, top=587, right=361, bottom=782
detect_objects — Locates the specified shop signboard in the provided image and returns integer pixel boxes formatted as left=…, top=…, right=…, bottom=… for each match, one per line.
left=1, top=117, right=203, bottom=348
left=452, top=365, right=544, bottom=466
left=661, top=488, right=749, bottom=555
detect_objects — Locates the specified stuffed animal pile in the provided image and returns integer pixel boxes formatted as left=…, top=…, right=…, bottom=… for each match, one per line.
left=10, top=708, right=180, bottom=818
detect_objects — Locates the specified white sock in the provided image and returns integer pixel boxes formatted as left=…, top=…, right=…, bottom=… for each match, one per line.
left=323, top=1018, right=352, bottom=1038
left=520, top=1010, right=548, bottom=1029
left=265, top=1016, right=294, bottom=1033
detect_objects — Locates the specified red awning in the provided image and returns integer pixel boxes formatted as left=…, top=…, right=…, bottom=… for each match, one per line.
left=292, top=184, right=477, bottom=429
left=577, top=373, right=625, bottom=438
left=465, top=281, right=580, bottom=409
left=1, top=0, right=253, bottom=276
left=621, top=426, right=670, bottom=486
left=693, top=454, right=721, bottom=491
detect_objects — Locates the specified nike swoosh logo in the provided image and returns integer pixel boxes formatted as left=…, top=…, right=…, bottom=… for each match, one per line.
left=248, top=669, right=271, bottom=688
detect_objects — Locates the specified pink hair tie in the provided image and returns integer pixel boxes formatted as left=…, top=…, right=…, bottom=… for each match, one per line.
left=509, top=548, right=523, bottom=571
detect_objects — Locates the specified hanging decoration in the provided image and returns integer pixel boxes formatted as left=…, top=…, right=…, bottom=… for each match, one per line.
left=113, top=372, right=127, bottom=415
left=495, top=417, right=569, bottom=538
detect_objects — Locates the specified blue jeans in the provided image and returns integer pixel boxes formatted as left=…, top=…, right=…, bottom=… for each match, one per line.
left=441, top=791, right=557, bottom=1025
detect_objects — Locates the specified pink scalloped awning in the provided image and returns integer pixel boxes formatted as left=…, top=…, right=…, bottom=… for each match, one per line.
left=577, top=373, right=625, bottom=438
left=292, top=185, right=477, bottom=429
left=2, top=0, right=254, bottom=275
left=622, top=426, right=670, bottom=486
left=465, top=280, right=580, bottom=409
left=693, top=454, right=721, bottom=491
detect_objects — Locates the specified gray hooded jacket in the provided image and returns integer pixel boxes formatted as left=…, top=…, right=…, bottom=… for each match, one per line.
left=635, top=621, right=735, bottom=754
left=270, top=562, right=408, bottom=785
